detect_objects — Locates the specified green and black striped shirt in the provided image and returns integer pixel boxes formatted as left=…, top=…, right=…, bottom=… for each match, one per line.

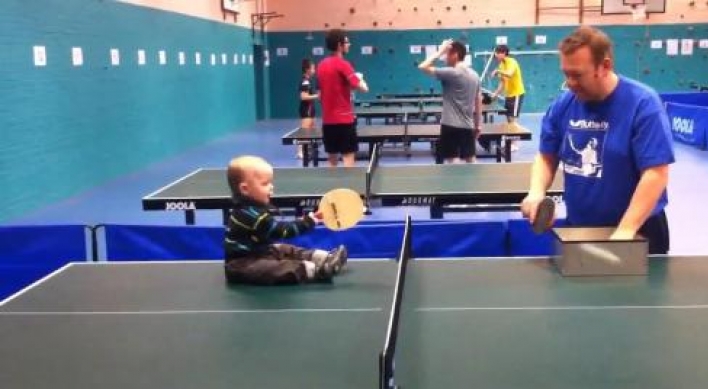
left=224, top=196, right=316, bottom=260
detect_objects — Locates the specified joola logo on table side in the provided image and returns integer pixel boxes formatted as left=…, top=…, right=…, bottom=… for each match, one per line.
left=672, top=117, right=694, bottom=135
left=165, top=201, right=196, bottom=211
left=401, top=197, right=436, bottom=205
left=298, top=199, right=321, bottom=207
left=569, top=119, right=609, bottom=130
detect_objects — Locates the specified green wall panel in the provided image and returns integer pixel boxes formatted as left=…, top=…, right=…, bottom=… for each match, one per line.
left=0, top=0, right=256, bottom=222
left=267, top=24, right=708, bottom=118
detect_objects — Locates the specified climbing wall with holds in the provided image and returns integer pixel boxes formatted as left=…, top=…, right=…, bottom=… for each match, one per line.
left=266, top=23, right=708, bottom=118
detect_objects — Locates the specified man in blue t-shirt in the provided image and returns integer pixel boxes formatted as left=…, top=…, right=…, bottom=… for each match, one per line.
left=521, top=26, right=675, bottom=254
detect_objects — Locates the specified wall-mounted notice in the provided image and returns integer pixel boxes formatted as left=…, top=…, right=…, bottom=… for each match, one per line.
left=312, top=47, right=324, bottom=56
left=409, top=45, right=422, bottom=54
left=110, top=48, right=120, bottom=66
left=222, top=53, right=228, bottom=65
left=276, top=47, right=288, bottom=56
left=650, top=40, right=662, bottom=49
left=33, top=45, right=47, bottom=67
left=138, top=49, right=146, bottom=65
left=535, top=35, right=547, bottom=45
left=210, top=53, right=216, bottom=66
left=361, top=46, right=373, bottom=55
left=72, top=47, right=83, bottom=66
left=681, top=39, right=694, bottom=56
left=700, top=39, right=708, bottom=49
left=179, top=51, right=185, bottom=65
left=234, top=53, right=239, bottom=64
left=666, top=39, right=678, bottom=56
left=495, top=36, right=508, bottom=45
left=195, top=52, right=202, bottom=65
left=158, top=50, right=167, bottom=65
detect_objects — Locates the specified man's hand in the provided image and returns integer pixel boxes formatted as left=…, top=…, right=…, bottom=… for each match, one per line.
left=438, top=39, right=453, bottom=54
left=610, top=228, right=636, bottom=241
left=520, top=193, right=547, bottom=222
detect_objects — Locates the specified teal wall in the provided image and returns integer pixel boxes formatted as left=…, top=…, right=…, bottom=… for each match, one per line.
left=266, top=24, right=708, bottom=118
left=0, top=0, right=256, bottom=222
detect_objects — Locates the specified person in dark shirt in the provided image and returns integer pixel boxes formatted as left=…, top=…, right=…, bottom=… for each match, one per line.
left=297, top=58, right=319, bottom=159
left=224, top=155, right=347, bottom=284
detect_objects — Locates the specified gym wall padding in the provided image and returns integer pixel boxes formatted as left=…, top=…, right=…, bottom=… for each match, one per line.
left=0, top=0, right=256, bottom=223
left=102, top=224, right=224, bottom=261
left=0, top=225, right=88, bottom=301
left=100, top=220, right=509, bottom=261
left=266, top=24, right=708, bottom=118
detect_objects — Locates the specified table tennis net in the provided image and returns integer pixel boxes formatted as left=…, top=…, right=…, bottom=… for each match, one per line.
left=378, top=214, right=412, bottom=389
left=366, top=142, right=381, bottom=200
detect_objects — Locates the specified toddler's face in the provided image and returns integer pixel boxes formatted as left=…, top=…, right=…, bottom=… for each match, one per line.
left=242, top=165, right=274, bottom=205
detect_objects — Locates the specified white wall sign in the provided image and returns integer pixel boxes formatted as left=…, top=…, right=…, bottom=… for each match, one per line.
left=110, top=48, right=120, bottom=66
left=312, top=47, right=324, bottom=56
left=650, top=40, right=663, bottom=49
left=72, top=47, right=83, bottom=66
left=700, top=39, right=708, bottom=49
left=276, top=47, right=288, bottom=56
left=681, top=39, right=694, bottom=56
left=158, top=50, right=167, bottom=65
left=195, top=52, right=202, bottom=65
left=234, top=53, right=239, bottom=64
left=361, top=46, right=373, bottom=55
left=137, top=49, right=146, bottom=65
left=179, top=51, right=185, bottom=65
left=409, top=45, right=422, bottom=54
left=33, top=45, right=47, bottom=67
left=535, top=35, right=547, bottom=45
left=495, top=36, right=508, bottom=45
left=666, top=39, right=678, bottom=56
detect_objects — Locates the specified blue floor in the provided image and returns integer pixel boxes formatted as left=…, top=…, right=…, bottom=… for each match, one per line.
left=7, top=114, right=708, bottom=255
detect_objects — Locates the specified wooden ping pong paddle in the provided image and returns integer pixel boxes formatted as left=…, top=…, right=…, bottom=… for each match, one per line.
left=531, top=197, right=555, bottom=234
left=318, top=188, right=365, bottom=231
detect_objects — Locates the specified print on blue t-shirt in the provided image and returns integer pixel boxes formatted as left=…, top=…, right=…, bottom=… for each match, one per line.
left=540, top=76, right=675, bottom=226
left=561, top=120, right=606, bottom=179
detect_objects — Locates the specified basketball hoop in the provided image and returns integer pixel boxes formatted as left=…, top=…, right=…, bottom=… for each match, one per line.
left=631, top=4, right=647, bottom=21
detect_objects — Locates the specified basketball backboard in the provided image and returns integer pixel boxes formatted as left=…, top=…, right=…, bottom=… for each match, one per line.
left=601, top=0, right=666, bottom=14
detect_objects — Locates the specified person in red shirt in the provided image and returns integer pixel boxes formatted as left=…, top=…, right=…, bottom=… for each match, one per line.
left=316, top=29, right=369, bottom=167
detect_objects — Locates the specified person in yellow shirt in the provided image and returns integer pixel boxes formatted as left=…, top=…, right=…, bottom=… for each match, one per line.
left=491, top=45, right=525, bottom=151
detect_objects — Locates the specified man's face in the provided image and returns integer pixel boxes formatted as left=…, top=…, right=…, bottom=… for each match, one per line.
left=340, top=37, right=351, bottom=54
left=445, top=50, right=458, bottom=66
left=560, top=46, right=611, bottom=101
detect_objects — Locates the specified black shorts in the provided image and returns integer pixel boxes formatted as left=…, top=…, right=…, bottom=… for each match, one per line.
left=437, top=124, right=475, bottom=161
left=299, top=103, right=315, bottom=118
left=504, top=94, right=524, bottom=118
left=322, top=122, right=358, bottom=154
left=638, top=209, right=670, bottom=255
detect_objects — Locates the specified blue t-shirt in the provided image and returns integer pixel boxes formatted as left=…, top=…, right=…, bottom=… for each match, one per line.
left=539, top=76, right=675, bottom=226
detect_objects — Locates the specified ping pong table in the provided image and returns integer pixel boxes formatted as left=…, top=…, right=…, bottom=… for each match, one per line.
left=3, top=224, right=708, bottom=388
left=142, top=160, right=563, bottom=225
left=282, top=122, right=532, bottom=167
left=355, top=103, right=505, bottom=125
